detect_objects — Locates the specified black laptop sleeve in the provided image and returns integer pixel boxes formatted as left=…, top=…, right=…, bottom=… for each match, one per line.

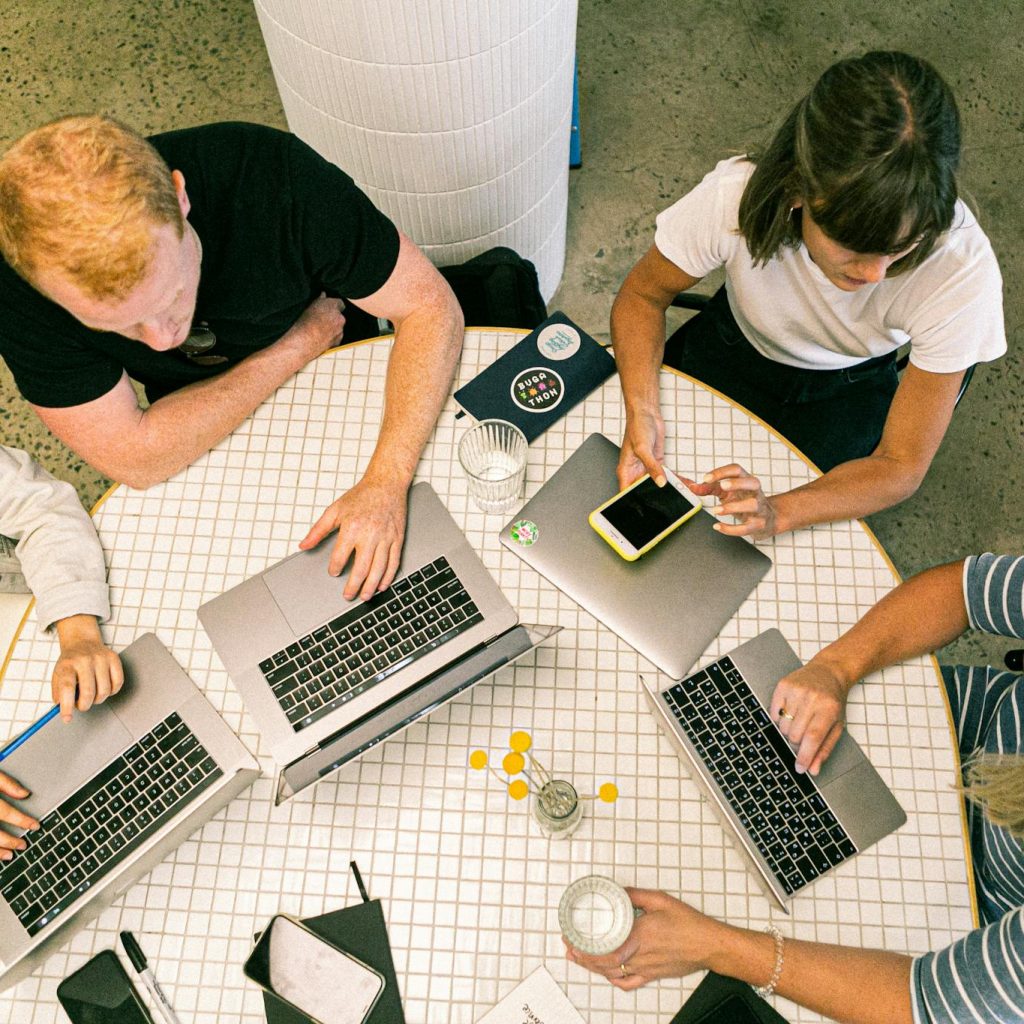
left=670, top=971, right=789, bottom=1023
left=260, top=867, right=404, bottom=1024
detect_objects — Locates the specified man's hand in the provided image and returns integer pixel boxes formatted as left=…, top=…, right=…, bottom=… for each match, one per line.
left=770, top=660, right=853, bottom=775
left=299, top=475, right=409, bottom=601
left=53, top=615, right=125, bottom=722
left=0, top=771, right=38, bottom=860
left=685, top=463, right=779, bottom=539
left=618, top=408, right=667, bottom=490
left=279, top=293, right=347, bottom=363
left=565, top=888, right=730, bottom=991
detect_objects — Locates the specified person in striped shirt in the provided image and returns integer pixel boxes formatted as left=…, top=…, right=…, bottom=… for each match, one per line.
left=566, top=553, right=1024, bottom=1023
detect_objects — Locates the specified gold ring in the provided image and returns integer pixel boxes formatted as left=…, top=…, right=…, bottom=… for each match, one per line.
left=619, top=963, right=629, bottom=978
left=778, top=706, right=795, bottom=721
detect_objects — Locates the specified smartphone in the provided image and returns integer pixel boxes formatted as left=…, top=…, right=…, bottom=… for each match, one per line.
left=244, top=915, right=385, bottom=1024
left=57, top=949, right=154, bottom=1024
left=589, top=472, right=702, bottom=560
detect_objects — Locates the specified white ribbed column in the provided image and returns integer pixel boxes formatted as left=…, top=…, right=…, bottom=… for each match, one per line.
left=253, top=0, right=578, bottom=302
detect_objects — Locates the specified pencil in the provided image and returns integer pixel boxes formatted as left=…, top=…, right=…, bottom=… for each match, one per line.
left=0, top=705, right=60, bottom=763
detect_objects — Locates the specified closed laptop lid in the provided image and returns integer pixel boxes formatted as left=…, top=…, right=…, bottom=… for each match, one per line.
left=499, top=433, right=771, bottom=679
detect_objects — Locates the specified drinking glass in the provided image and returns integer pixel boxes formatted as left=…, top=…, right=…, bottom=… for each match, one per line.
left=457, top=419, right=528, bottom=514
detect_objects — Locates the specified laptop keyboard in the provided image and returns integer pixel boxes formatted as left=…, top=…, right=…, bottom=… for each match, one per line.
left=259, top=556, right=483, bottom=733
left=662, top=656, right=857, bottom=897
left=0, top=711, right=222, bottom=937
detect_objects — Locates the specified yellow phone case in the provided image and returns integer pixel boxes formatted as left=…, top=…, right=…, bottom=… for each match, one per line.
left=588, top=474, right=701, bottom=560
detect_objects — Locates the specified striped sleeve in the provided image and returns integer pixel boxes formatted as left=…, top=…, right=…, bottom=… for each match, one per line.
left=912, top=908, right=1024, bottom=1023
left=964, top=555, right=1024, bottom=638
left=940, top=664, right=1014, bottom=762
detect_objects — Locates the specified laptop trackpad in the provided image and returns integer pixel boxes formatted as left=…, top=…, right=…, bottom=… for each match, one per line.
left=264, top=542, right=354, bottom=636
left=813, top=728, right=864, bottom=786
left=0, top=701, right=132, bottom=835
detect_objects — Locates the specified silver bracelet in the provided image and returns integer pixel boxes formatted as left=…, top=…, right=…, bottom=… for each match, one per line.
left=752, top=924, right=785, bottom=999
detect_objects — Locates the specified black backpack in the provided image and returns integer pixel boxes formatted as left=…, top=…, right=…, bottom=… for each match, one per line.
left=340, top=246, right=548, bottom=341
left=438, top=246, right=547, bottom=330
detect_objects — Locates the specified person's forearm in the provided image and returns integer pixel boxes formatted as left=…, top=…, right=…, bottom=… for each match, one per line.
left=55, top=613, right=103, bottom=651
left=611, top=287, right=670, bottom=420
left=810, top=559, right=968, bottom=686
left=114, top=331, right=319, bottom=488
left=361, top=298, right=464, bottom=488
left=770, top=451, right=925, bottom=536
left=711, top=924, right=913, bottom=1024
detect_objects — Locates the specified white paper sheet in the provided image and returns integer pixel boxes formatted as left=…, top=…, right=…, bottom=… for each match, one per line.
left=476, top=966, right=586, bottom=1024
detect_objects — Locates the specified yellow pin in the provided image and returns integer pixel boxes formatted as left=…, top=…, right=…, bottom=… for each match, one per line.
left=598, top=782, right=619, bottom=804
left=509, top=730, right=532, bottom=753
left=508, top=779, right=529, bottom=801
left=469, top=750, right=488, bottom=770
left=502, top=752, right=525, bottom=776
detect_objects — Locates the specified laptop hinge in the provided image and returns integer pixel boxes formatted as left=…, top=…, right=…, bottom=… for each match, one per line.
left=294, top=627, right=514, bottom=761
left=287, top=640, right=493, bottom=765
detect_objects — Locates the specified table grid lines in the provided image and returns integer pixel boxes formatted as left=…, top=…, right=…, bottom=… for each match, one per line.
left=0, top=331, right=972, bottom=1023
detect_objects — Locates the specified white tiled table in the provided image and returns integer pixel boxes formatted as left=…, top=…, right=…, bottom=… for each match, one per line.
left=0, top=330, right=975, bottom=1023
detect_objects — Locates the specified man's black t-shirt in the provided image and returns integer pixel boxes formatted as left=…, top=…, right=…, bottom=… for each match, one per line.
left=0, top=122, right=400, bottom=407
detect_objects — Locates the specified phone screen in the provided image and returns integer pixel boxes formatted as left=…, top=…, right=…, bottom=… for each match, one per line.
left=246, top=916, right=382, bottom=1024
left=57, top=950, right=153, bottom=1024
left=602, top=476, right=697, bottom=549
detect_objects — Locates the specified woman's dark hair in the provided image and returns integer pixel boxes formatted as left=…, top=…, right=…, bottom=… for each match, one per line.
left=738, top=51, right=961, bottom=274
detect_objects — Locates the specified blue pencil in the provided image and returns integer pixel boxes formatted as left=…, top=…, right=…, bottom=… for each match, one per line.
left=0, top=705, right=60, bottom=764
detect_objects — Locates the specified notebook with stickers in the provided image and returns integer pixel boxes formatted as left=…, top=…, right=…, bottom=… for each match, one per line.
left=454, top=312, right=615, bottom=442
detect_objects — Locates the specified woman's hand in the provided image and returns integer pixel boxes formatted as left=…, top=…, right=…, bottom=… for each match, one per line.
left=564, top=888, right=732, bottom=991
left=618, top=409, right=668, bottom=490
left=685, top=464, right=778, bottom=539
left=770, top=659, right=852, bottom=774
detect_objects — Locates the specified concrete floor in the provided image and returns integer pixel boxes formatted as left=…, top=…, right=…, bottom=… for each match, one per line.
left=1, top=1, right=1020, bottom=666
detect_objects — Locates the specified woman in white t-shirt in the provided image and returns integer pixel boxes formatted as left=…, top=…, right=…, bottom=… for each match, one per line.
left=613, top=51, right=1005, bottom=538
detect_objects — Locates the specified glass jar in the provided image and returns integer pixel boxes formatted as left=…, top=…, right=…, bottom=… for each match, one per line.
left=532, top=778, right=583, bottom=839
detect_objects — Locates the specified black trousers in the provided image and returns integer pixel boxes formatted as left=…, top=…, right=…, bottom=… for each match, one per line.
left=664, top=288, right=899, bottom=472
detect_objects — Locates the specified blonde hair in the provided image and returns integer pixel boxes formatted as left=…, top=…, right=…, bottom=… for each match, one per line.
left=963, top=753, right=1024, bottom=839
left=0, top=115, right=183, bottom=301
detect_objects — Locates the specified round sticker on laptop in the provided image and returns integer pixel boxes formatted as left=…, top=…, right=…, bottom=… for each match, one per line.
left=510, top=519, right=540, bottom=546
left=537, top=322, right=581, bottom=361
left=511, top=367, right=565, bottom=413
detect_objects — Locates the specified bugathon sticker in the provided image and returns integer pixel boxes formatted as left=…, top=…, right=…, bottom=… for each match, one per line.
left=537, top=322, right=581, bottom=361
left=511, top=367, right=565, bottom=413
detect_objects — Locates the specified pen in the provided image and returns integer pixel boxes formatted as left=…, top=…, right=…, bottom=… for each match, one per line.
left=0, top=705, right=59, bottom=764
left=119, top=931, right=183, bottom=1024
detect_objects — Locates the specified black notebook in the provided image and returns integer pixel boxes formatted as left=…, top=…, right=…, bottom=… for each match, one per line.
left=261, top=868, right=404, bottom=1024
left=671, top=971, right=789, bottom=1024
left=454, top=311, right=616, bottom=442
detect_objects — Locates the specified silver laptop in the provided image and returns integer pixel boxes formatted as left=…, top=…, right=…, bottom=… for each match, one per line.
left=644, top=629, right=906, bottom=911
left=199, top=482, right=558, bottom=802
left=0, top=633, right=258, bottom=991
left=499, top=433, right=771, bottom=679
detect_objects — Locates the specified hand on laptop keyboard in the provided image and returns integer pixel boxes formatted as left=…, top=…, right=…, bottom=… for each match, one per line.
left=0, top=771, right=38, bottom=859
left=298, top=474, right=408, bottom=602
left=770, top=660, right=852, bottom=776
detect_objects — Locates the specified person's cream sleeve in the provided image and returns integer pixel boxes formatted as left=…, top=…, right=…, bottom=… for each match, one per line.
left=0, top=445, right=110, bottom=632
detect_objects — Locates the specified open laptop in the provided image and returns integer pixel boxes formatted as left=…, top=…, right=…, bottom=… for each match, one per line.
left=499, top=433, right=771, bottom=679
left=199, top=482, right=558, bottom=802
left=644, top=629, right=906, bottom=911
left=0, top=633, right=258, bottom=991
